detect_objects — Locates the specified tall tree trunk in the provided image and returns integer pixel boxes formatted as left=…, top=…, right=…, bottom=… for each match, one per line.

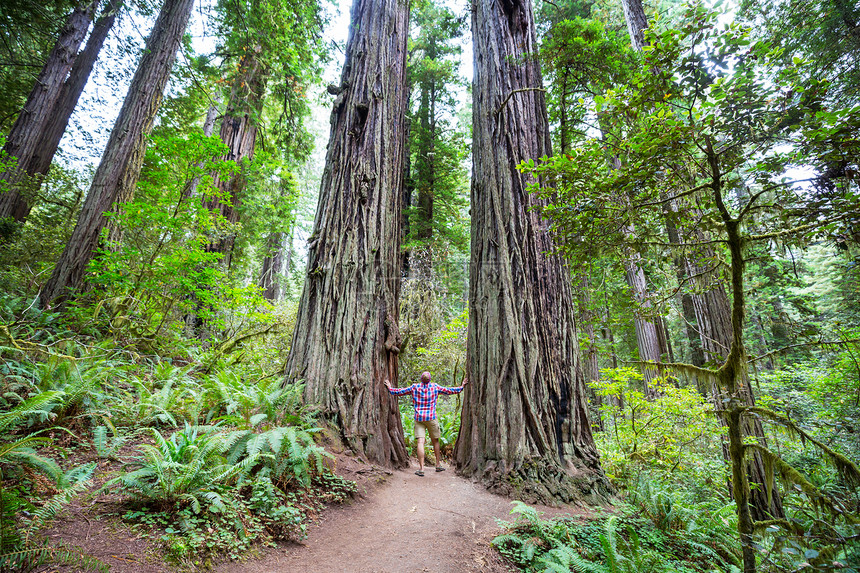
left=0, top=0, right=99, bottom=225
left=620, top=0, right=648, bottom=52
left=27, top=0, right=122, bottom=184
left=258, top=177, right=295, bottom=302
left=41, top=0, right=195, bottom=305
left=284, top=0, right=409, bottom=468
left=686, top=249, right=784, bottom=520
left=185, top=95, right=221, bottom=200
left=259, top=232, right=286, bottom=301
left=454, top=0, right=609, bottom=504
left=622, top=0, right=782, bottom=522
left=575, top=272, right=603, bottom=431
left=203, top=48, right=267, bottom=268
left=624, top=250, right=663, bottom=391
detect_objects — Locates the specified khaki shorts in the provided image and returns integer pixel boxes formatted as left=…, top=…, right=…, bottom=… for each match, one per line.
left=414, top=418, right=440, bottom=440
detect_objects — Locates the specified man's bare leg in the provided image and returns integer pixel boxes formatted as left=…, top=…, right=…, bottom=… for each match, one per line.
left=416, top=436, right=426, bottom=473
left=431, top=436, right=443, bottom=470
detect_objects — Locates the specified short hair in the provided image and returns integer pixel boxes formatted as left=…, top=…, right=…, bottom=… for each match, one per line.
left=421, top=371, right=431, bottom=383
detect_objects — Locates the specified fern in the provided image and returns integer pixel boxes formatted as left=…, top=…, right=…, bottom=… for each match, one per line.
left=104, top=425, right=256, bottom=512
left=92, top=425, right=128, bottom=460
left=0, top=463, right=104, bottom=573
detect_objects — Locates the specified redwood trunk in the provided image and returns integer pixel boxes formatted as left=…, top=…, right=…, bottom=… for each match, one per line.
left=42, top=0, right=195, bottom=305
left=28, top=0, right=122, bottom=183
left=284, top=0, right=409, bottom=467
left=621, top=0, right=783, bottom=519
left=259, top=232, right=286, bottom=301
left=575, top=273, right=603, bottom=431
left=0, top=0, right=98, bottom=224
left=624, top=250, right=663, bottom=391
left=203, top=49, right=267, bottom=266
left=454, top=0, right=609, bottom=504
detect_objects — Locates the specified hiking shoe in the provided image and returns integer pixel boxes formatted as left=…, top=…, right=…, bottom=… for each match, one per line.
left=435, top=466, right=446, bottom=472
left=415, top=470, right=425, bottom=476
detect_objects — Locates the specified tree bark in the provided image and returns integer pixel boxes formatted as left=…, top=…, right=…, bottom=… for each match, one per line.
left=620, top=0, right=648, bottom=52
left=575, top=273, right=603, bottom=431
left=41, top=0, right=195, bottom=305
left=686, top=246, right=784, bottom=520
left=0, top=0, right=99, bottom=224
left=454, top=0, right=609, bottom=505
left=621, top=0, right=782, bottom=521
left=27, top=0, right=122, bottom=184
left=624, top=250, right=663, bottom=391
left=284, top=0, right=410, bottom=468
left=202, top=48, right=267, bottom=268
left=259, top=232, right=286, bottom=301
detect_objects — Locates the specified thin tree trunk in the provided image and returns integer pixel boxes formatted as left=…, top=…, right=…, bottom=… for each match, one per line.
left=185, top=94, right=221, bottom=200
left=284, top=0, right=409, bottom=468
left=454, top=0, right=609, bottom=504
left=624, top=251, right=663, bottom=391
left=575, top=273, right=603, bottom=431
left=622, top=0, right=782, bottom=522
left=41, top=0, right=195, bottom=305
left=0, top=0, right=99, bottom=225
left=686, top=248, right=784, bottom=520
left=620, top=0, right=648, bottom=52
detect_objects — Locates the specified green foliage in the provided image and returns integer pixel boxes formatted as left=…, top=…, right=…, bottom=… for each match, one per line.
left=0, top=463, right=107, bottom=573
left=492, top=499, right=729, bottom=573
left=104, top=424, right=252, bottom=513
left=227, top=424, right=332, bottom=489
left=592, top=369, right=725, bottom=482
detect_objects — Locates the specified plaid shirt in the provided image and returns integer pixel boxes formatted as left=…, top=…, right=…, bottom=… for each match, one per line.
left=388, top=381, right=463, bottom=421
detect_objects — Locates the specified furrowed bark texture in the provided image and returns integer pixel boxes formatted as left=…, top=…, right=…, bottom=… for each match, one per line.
left=605, top=150, right=663, bottom=392
left=455, top=0, right=609, bottom=505
left=620, top=0, right=648, bottom=53
left=575, top=273, right=603, bottom=431
left=28, top=0, right=122, bottom=184
left=42, top=0, right=194, bottom=305
left=284, top=0, right=409, bottom=468
left=624, top=249, right=663, bottom=390
left=259, top=230, right=287, bottom=301
left=203, top=49, right=267, bottom=267
left=0, top=0, right=98, bottom=223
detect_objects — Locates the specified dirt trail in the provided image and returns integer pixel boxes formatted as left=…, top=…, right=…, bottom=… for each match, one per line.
left=219, top=461, right=582, bottom=573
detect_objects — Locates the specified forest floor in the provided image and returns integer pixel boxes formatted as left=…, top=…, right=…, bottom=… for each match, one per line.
left=43, top=447, right=590, bottom=573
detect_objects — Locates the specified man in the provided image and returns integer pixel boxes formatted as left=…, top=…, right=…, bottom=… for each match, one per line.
left=385, top=371, right=469, bottom=476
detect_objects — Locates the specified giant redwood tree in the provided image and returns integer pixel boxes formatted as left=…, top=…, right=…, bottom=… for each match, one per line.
left=453, top=0, right=609, bottom=504
left=41, top=0, right=195, bottom=305
left=284, top=0, right=409, bottom=467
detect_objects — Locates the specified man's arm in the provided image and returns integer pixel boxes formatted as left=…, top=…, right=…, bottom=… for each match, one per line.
left=385, top=379, right=412, bottom=396
left=439, top=376, right=469, bottom=394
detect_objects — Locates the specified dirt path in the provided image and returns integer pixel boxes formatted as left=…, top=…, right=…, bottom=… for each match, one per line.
left=219, top=461, right=582, bottom=573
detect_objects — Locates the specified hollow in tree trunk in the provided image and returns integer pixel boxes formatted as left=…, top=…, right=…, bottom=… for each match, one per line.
left=284, top=0, right=409, bottom=468
left=454, top=0, right=610, bottom=505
